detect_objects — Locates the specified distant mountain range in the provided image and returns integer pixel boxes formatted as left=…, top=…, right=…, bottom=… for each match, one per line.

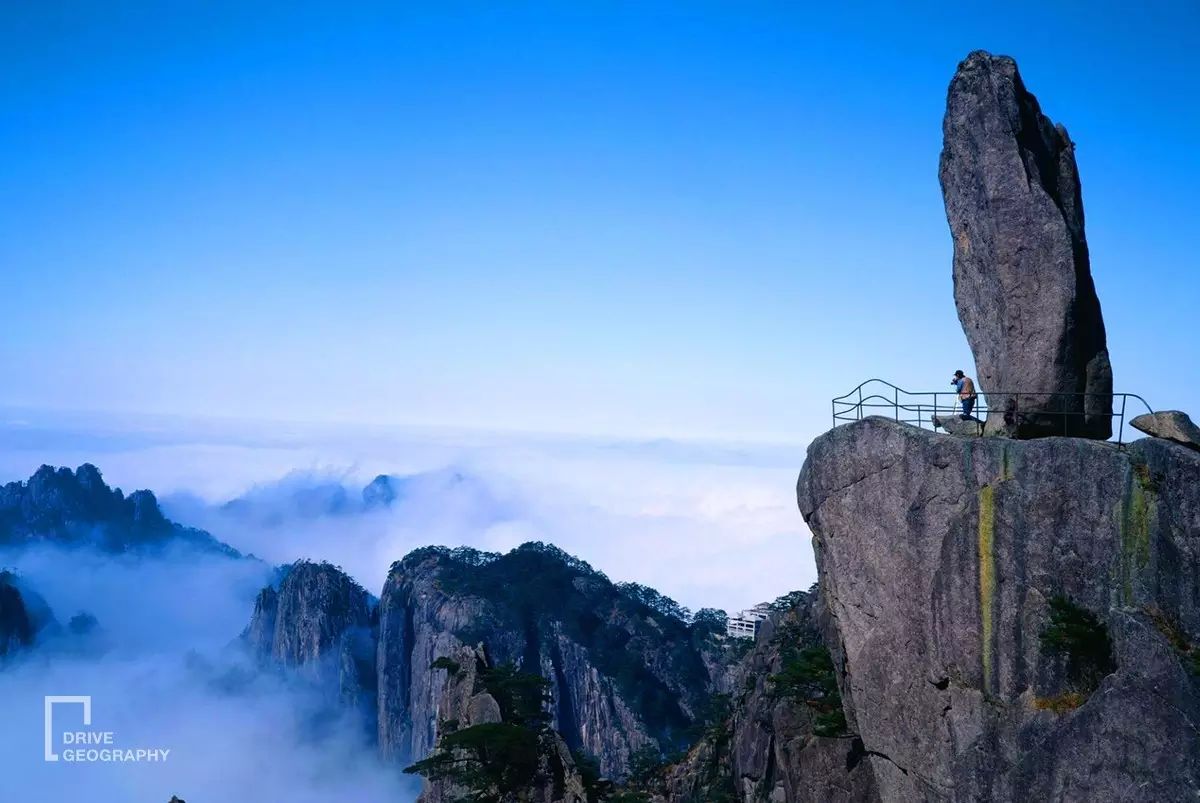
left=0, top=461, right=831, bottom=799
left=0, top=464, right=239, bottom=556
left=0, top=463, right=238, bottom=556
left=158, top=467, right=513, bottom=537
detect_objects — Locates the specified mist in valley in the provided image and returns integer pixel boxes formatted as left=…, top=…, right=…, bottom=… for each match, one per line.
left=0, top=414, right=812, bottom=802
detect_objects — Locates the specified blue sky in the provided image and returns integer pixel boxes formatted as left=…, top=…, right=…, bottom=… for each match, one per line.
left=2, top=1, right=1197, bottom=443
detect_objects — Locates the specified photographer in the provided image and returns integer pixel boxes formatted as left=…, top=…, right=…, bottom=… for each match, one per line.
left=952, top=370, right=977, bottom=420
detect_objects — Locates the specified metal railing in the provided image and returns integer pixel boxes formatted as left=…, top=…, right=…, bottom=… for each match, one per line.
left=832, top=379, right=1154, bottom=446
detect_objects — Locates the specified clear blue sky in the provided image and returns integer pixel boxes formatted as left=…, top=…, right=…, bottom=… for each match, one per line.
left=2, top=1, right=1197, bottom=442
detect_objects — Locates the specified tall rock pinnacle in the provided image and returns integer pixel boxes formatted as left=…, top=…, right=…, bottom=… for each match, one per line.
left=939, top=51, right=1113, bottom=439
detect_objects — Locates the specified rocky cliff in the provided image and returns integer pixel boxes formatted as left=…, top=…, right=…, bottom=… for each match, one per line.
left=778, top=48, right=1198, bottom=802
left=939, top=51, right=1112, bottom=438
left=798, top=417, right=1200, bottom=801
left=0, top=570, right=59, bottom=659
left=244, top=560, right=377, bottom=716
left=0, top=464, right=238, bottom=555
left=660, top=592, right=878, bottom=803
left=411, top=644, right=590, bottom=803
left=244, top=543, right=731, bottom=782
left=378, top=543, right=725, bottom=779
left=0, top=571, right=37, bottom=658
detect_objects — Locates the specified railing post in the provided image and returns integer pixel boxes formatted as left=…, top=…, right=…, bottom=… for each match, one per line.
left=1119, top=394, right=1128, bottom=447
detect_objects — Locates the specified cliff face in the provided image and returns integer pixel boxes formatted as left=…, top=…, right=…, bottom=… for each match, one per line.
left=0, top=464, right=238, bottom=555
left=661, top=593, right=879, bottom=803
left=0, top=571, right=36, bottom=658
left=413, top=644, right=589, bottom=803
left=412, top=644, right=503, bottom=803
left=781, top=48, right=1195, bottom=802
left=0, top=570, right=59, bottom=659
left=798, top=417, right=1200, bottom=801
left=245, top=560, right=377, bottom=715
left=245, top=544, right=728, bottom=781
left=377, top=543, right=722, bottom=778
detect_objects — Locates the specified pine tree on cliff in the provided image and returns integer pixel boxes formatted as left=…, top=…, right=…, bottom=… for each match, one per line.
left=406, top=661, right=612, bottom=802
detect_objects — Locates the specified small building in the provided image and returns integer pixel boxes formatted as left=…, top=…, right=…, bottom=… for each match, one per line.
left=726, top=602, right=772, bottom=639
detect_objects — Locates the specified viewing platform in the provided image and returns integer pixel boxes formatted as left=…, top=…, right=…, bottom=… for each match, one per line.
left=832, top=379, right=1154, bottom=446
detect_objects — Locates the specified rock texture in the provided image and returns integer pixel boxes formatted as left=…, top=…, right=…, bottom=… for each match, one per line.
left=0, top=464, right=238, bottom=555
left=931, top=415, right=983, bottom=438
left=414, top=644, right=589, bottom=803
left=661, top=593, right=879, bottom=803
left=0, top=571, right=36, bottom=658
left=0, top=571, right=58, bottom=658
left=940, top=51, right=1112, bottom=439
left=377, top=543, right=723, bottom=778
left=248, top=543, right=731, bottom=781
left=244, top=561, right=377, bottom=716
left=1132, top=411, right=1200, bottom=452
left=798, top=417, right=1200, bottom=802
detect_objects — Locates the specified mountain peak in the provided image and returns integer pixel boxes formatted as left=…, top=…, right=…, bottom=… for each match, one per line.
left=362, top=474, right=397, bottom=508
left=1, top=464, right=239, bottom=556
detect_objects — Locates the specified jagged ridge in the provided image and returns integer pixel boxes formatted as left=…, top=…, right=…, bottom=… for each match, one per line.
left=0, top=464, right=239, bottom=556
left=378, top=542, right=728, bottom=779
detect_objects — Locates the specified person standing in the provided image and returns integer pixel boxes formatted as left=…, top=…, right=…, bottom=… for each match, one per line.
left=953, top=370, right=977, bottom=419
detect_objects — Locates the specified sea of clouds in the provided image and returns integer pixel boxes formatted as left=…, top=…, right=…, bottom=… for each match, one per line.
left=0, top=408, right=815, bottom=802
left=0, top=408, right=815, bottom=612
left=0, top=540, right=415, bottom=802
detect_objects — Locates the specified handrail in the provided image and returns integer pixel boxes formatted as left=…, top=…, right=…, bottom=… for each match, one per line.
left=831, top=379, right=1153, bottom=446
left=832, top=378, right=932, bottom=403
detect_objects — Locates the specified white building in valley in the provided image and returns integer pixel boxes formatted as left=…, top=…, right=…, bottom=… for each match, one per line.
left=726, top=602, right=773, bottom=639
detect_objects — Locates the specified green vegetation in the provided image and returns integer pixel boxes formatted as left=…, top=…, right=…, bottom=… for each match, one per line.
left=410, top=657, right=655, bottom=802
left=769, top=642, right=848, bottom=737
left=406, top=722, right=543, bottom=799
left=481, top=664, right=553, bottom=725
left=627, top=745, right=669, bottom=791
left=608, top=589, right=834, bottom=802
left=617, top=582, right=692, bottom=622
left=691, top=693, right=732, bottom=743
left=1039, top=596, right=1116, bottom=695
left=769, top=587, right=813, bottom=612
left=413, top=542, right=712, bottom=750
left=1032, top=692, right=1086, bottom=713
left=1146, top=606, right=1200, bottom=677
left=689, top=607, right=728, bottom=638
left=572, top=751, right=617, bottom=803
left=404, top=662, right=556, bottom=801
left=407, top=549, right=833, bottom=801
left=431, top=656, right=461, bottom=675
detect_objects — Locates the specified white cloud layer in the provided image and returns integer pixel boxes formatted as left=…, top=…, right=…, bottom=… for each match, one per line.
left=1, top=410, right=816, bottom=612
left=0, top=542, right=414, bottom=803
left=0, top=410, right=816, bottom=801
